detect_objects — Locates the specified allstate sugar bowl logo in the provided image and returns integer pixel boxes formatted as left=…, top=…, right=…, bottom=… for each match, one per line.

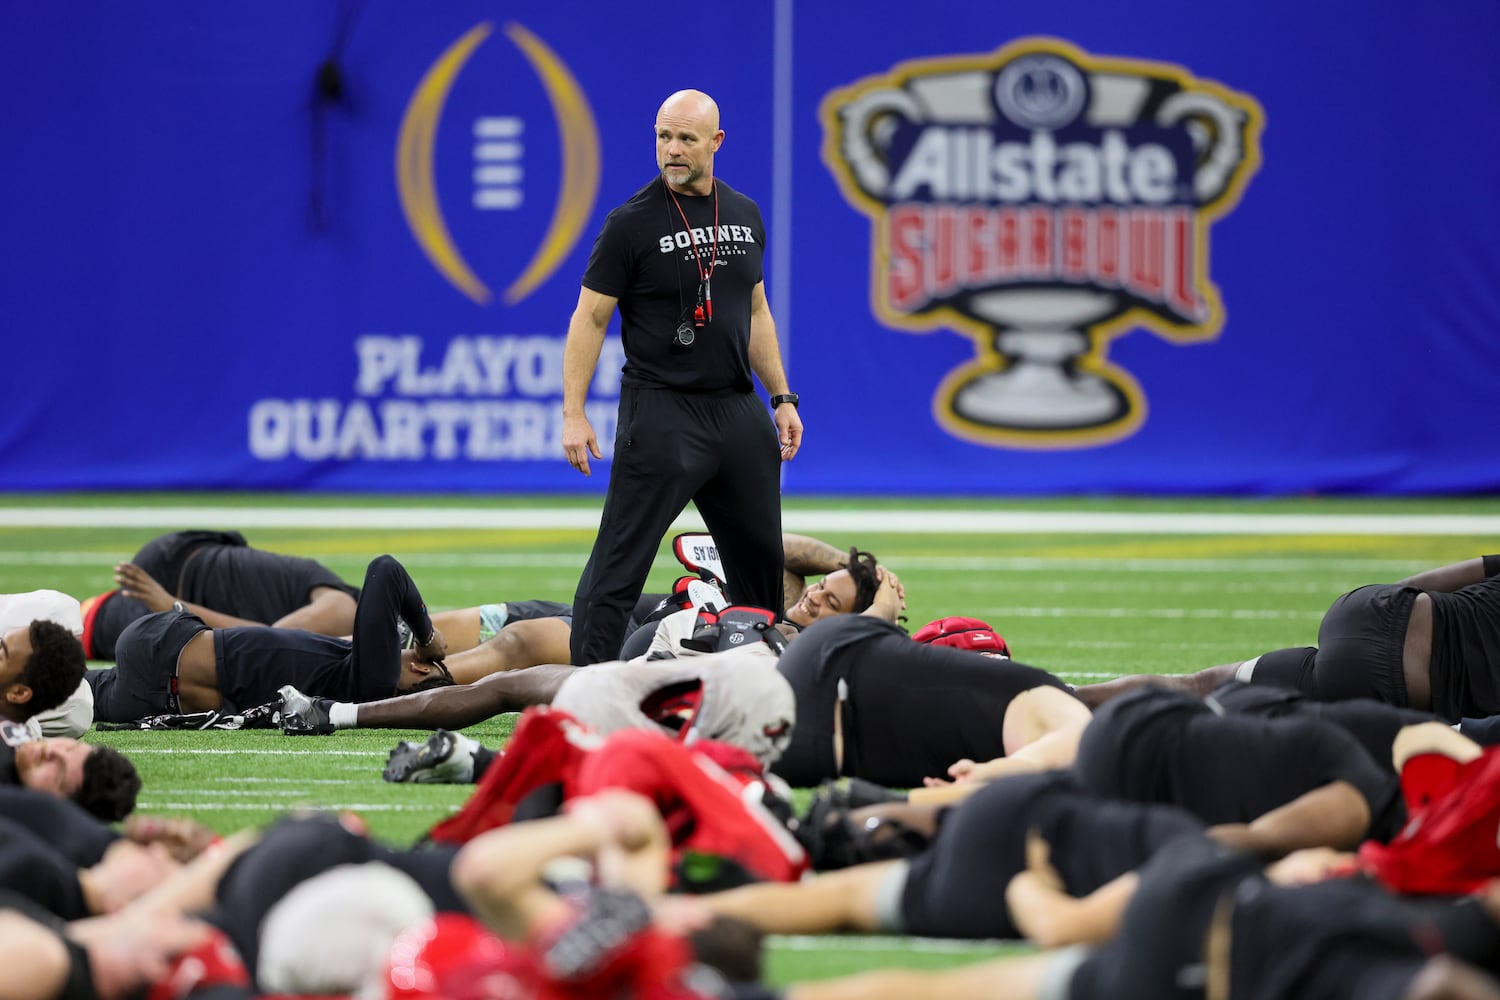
left=822, top=38, right=1264, bottom=448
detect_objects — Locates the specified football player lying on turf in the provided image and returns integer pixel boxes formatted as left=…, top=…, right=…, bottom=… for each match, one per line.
left=919, top=685, right=1481, bottom=856
left=395, top=539, right=890, bottom=686
left=702, top=769, right=1205, bottom=945
left=86, top=554, right=451, bottom=725
left=83, top=530, right=361, bottom=660
left=0, top=591, right=97, bottom=738
left=1, top=726, right=140, bottom=821
left=277, top=553, right=899, bottom=737
left=1074, top=552, right=1500, bottom=725
left=418, top=706, right=808, bottom=892
left=44, top=795, right=774, bottom=997
left=922, top=677, right=1450, bottom=800
left=771, top=832, right=1500, bottom=1000
left=379, top=615, right=798, bottom=785
left=771, top=612, right=1088, bottom=790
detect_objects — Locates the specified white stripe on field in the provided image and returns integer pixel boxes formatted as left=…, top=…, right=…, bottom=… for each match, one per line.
left=206, top=777, right=361, bottom=784
left=771, top=935, right=1006, bottom=953
left=0, top=506, right=1496, bottom=535
left=0, top=550, right=1453, bottom=575
left=977, top=607, right=1322, bottom=620
left=134, top=801, right=445, bottom=812
left=108, top=748, right=378, bottom=756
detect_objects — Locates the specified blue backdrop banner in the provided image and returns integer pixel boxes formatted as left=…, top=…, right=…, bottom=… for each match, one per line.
left=4, top=2, right=1497, bottom=494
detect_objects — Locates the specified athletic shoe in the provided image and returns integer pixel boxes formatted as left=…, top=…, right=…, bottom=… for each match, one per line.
left=383, top=728, right=477, bottom=784
left=278, top=685, right=335, bottom=736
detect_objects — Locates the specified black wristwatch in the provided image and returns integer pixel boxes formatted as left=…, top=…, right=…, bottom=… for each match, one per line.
left=770, top=392, right=799, bottom=409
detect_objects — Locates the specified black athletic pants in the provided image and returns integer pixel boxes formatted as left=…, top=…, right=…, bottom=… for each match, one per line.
left=570, top=387, right=784, bottom=666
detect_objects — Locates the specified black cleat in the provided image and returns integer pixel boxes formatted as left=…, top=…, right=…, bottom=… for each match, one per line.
left=383, top=729, right=476, bottom=784
left=278, top=685, right=335, bottom=736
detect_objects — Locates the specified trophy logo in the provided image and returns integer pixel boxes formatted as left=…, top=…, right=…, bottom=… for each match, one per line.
left=822, top=38, right=1264, bottom=448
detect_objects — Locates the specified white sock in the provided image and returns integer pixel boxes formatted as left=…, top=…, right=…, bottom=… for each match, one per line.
left=329, top=702, right=358, bottom=730
left=1234, top=655, right=1261, bottom=683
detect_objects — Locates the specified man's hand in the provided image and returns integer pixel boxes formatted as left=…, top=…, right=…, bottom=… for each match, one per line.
left=414, top=628, right=448, bottom=664
left=774, top=404, right=803, bottom=462
left=922, top=757, right=977, bottom=788
left=566, top=790, right=664, bottom=852
left=864, top=567, right=905, bottom=621
left=562, top=413, right=602, bottom=477
left=113, top=563, right=175, bottom=612
left=123, top=815, right=220, bottom=863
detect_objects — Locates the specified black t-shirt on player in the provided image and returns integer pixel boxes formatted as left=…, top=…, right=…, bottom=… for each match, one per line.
left=1073, top=687, right=1405, bottom=842
left=583, top=176, right=765, bottom=393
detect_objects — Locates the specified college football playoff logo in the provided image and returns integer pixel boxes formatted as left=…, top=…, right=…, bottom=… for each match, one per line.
left=395, top=22, right=600, bottom=307
left=822, top=38, right=1264, bottom=448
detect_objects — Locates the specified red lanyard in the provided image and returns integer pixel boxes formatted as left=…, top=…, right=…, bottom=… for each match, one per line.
left=668, top=181, right=718, bottom=322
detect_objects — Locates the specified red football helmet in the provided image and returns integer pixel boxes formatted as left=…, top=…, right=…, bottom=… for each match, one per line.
left=912, top=616, right=1010, bottom=657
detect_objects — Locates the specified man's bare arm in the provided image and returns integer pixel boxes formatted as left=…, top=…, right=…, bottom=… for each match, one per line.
left=781, top=534, right=848, bottom=607
left=560, top=287, right=619, bottom=477
left=746, top=281, right=802, bottom=461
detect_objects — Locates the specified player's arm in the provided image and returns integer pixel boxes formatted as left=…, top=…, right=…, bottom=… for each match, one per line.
left=1208, top=781, right=1372, bottom=854
left=781, top=534, right=848, bottom=608
left=701, top=861, right=897, bottom=934
left=561, top=287, right=618, bottom=477
left=452, top=790, right=666, bottom=941
left=1397, top=556, right=1499, bottom=592
left=0, top=909, right=71, bottom=1000
left=747, top=281, right=802, bottom=461
left=113, top=563, right=262, bottom=630
left=269, top=586, right=357, bottom=634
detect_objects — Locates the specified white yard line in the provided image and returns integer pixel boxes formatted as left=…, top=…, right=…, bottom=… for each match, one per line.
left=771, top=935, right=1008, bottom=953
left=0, top=506, right=1496, bottom=534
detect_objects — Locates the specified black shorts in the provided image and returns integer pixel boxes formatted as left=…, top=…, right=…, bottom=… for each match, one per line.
left=133, top=531, right=247, bottom=593
left=87, top=609, right=207, bottom=721
left=86, top=589, right=153, bottom=661
left=501, top=599, right=574, bottom=625
left=1249, top=584, right=1415, bottom=709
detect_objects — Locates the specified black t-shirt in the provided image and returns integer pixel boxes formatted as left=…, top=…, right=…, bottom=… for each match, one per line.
left=1225, top=877, right=1462, bottom=1000
left=0, top=815, right=89, bottom=920
left=583, top=177, right=765, bottom=393
left=1211, top=680, right=1433, bottom=774
left=773, top=615, right=1078, bottom=788
left=0, top=787, right=117, bottom=866
left=900, top=770, right=1204, bottom=940
left=210, top=814, right=463, bottom=984
left=1069, top=836, right=1263, bottom=1000
left=1429, top=575, right=1500, bottom=719
left=1074, top=687, right=1404, bottom=841
left=181, top=545, right=358, bottom=625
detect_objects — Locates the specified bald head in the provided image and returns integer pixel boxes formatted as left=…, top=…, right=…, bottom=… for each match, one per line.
left=657, top=90, right=720, bottom=131
left=655, top=90, right=724, bottom=195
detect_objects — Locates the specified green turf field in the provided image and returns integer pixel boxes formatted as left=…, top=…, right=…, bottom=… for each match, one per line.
left=2, top=493, right=1494, bottom=984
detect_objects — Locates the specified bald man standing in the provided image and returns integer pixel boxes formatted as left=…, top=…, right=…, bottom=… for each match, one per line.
left=560, top=89, right=802, bottom=665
